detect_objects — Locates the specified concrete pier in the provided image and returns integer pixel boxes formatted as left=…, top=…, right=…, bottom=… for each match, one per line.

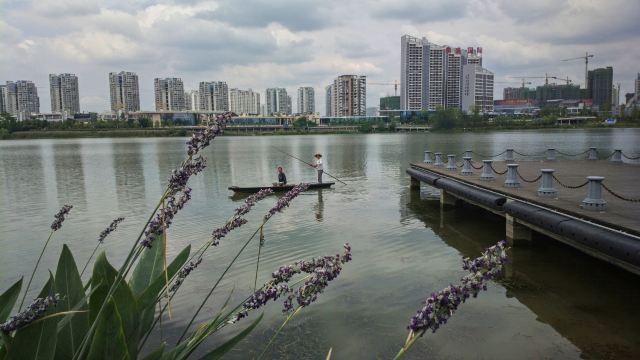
left=408, top=159, right=640, bottom=275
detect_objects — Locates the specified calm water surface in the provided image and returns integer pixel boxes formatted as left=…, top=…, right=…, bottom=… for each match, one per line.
left=1, top=129, right=639, bottom=359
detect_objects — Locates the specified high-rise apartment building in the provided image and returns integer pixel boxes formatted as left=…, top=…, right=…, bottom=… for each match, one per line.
left=0, top=85, right=7, bottom=114
left=380, top=96, right=400, bottom=110
left=199, top=81, right=229, bottom=111
left=297, top=87, right=315, bottom=114
left=331, top=75, right=367, bottom=116
left=109, top=71, right=140, bottom=113
left=325, top=85, right=333, bottom=116
left=186, top=90, right=199, bottom=111
left=400, top=35, right=429, bottom=110
left=635, top=73, right=640, bottom=96
left=5, top=80, right=40, bottom=119
left=49, top=73, right=80, bottom=118
left=229, top=88, right=260, bottom=115
left=587, top=66, right=613, bottom=108
left=401, top=34, right=485, bottom=111
left=285, top=95, right=292, bottom=115
left=265, top=88, right=289, bottom=115
left=461, top=64, right=494, bottom=113
left=154, top=78, right=185, bottom=111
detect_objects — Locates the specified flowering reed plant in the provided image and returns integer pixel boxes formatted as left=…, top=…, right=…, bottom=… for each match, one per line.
left=394, top=240, right=509, bottom=359
left=0, top=112, right=353, bottom=360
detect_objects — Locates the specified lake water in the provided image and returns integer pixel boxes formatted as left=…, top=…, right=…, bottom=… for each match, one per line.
left=1, top=129, right=639, bottom=359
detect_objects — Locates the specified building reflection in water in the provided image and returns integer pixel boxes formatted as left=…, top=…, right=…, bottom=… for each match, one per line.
left=401, top=187, right=640, bottom=359
left=53, top=142, right=87, bottom=208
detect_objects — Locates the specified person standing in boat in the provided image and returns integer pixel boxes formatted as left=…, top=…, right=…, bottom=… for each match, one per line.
left=313, top=153, right=323, bottom=183
left=276, top=166, right=287, bottom=186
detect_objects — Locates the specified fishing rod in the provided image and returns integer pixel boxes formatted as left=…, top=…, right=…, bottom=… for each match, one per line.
left=271, top=147, right=348, bottom=185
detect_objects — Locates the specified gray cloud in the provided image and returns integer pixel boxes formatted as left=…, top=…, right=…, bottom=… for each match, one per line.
left=370, top=0, right=467, bottom=23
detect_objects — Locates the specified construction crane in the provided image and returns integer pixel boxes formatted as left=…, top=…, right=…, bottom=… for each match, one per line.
left=561, top=52, right=594, bottom=88
left=549, top=76, right=572, bottom=85
left=507, top=76, right=546, bottom=88
left=369, top=80, right=399, bottom=96
left=495, top=81, right=531, bottom=87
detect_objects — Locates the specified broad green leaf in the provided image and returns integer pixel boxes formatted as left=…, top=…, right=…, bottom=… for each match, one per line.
left=0, top=331, right=13, bottom=357
left=6, top=272, right=59, bottom=360
left=160, top=341, right=188, bottom=360
left=86, top=297, right=130, bottom=360
left=141, top=342, right=165, bottom=360
left=90, top=252, right=138, bottom=359
left=130, top=232, right=166, bottom=296
left=137, top=244, right=191, bottom=309
left=197, top=313, right=263, bottom=360
left=0, top=277, right=23, bottom=322
left=54, top=244, right=89, bottom=360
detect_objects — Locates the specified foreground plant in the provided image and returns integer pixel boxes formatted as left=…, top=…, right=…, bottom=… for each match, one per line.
left=0, top=112, right=353, bottom=360
left=394, top=241, right=508, bottom=359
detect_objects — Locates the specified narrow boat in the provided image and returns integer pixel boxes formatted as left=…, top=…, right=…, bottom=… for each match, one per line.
left=228, top=182, right=335, bottom=194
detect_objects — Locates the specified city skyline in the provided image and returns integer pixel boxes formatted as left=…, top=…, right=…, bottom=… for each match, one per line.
left=0, top=0, right=638, bottom=114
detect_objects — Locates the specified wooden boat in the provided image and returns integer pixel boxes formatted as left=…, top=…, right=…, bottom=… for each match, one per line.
left=228, top=182, right=335, bottom=194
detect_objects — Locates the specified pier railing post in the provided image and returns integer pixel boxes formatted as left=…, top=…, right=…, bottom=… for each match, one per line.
left=480, top=160, right=495, bottom=181
left=581, top=176, right=606, bottom=211
left=587, top=147, right=598, bottom=160
left=424, top=150, right=433, bottom=164
left=505, top=148, right=515, bottom=162
left=464, top=150, right=472, bottom=158
left=447, top=154, right=457, bottom=171
left=434, top=152, right=444, bottom=167
left=537, top=169, right=557, bottom=197
left=610, top=149, right=622, bottom=163
left=504, top=164, right=521, bottom=188
left=461, top=157, right=473, bottom=176
left=546, top=148, right=556, bottom=161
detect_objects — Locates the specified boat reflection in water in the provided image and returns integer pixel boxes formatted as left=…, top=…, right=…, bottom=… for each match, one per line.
left=403, top=187, right=640, bottom=359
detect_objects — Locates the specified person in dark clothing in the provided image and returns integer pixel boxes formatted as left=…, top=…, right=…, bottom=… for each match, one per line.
left=277, top=166, right=287, bottom=186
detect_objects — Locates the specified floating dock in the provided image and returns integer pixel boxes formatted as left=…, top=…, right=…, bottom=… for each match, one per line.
left=407, top=157, right=640, bottom=275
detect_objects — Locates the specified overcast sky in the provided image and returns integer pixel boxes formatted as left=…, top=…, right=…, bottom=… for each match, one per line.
left=2, top=0, right=638, bottom=114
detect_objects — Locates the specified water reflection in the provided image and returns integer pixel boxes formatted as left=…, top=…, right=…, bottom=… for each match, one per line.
left=53, top=142, right=87, bottom=208
left=403, top=187, right=640, bottom=359
left=314, top=189, right=324, bottom=222
left=112, top=141, right=146, bottom=213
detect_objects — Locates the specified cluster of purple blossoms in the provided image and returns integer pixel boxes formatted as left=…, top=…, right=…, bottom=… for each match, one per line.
left=50, top=204, right=73, bottom=231
left=141, top=188, right=193, bottom=248
left=211, top=217, right=248, bottom=246
left=232, top=243, right=352, bottom=322
left=167, top=157, right=206, bottom=195
left=407, top=240, right=508, bottom=334
left=169, top=258, right=203, bottom=293
left=186, top=112, right=234, bottom=157
left=1, top=294, right=60, bottom=333
left=98, top=217, right=125, bottom=243
left=234, top=189, right=274, bottom=216
left=263, top=183, right=310, bottom=221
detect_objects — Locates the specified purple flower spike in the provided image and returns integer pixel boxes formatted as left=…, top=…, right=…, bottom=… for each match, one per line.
left=407, top=240, right=508, bottom=333
left=186, top=112, right=234, bottom=156
left=141, top=188, right=193, bottom=248
left=1, top=294, right=60, bottom=333
left=211, top=217, right=249, bottom=246
left=235, top=188, right=274, bottom=217
left=169, top=258, right=202, bottom=293
left=263, top=183, right=309, bottom=221
left=51, top=204, right=73, bottom=231
left=98, top=217, right=125, bottom=243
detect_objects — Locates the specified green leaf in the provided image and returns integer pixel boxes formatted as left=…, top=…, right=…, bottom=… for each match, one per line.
left=197, top=313, right=264, bottom=360
left=0, top=277, right=23, bottom=322
left=90, top=252, right=139, bottom=359
left=86, top=297, right=130, bottom=360
left=129, top=232, right=166, bottom=296
left=54, top=244, right=89, bottom=360
left=5, top=273, right=59, bottom=360
left=141, top=342, right=165, bottom=360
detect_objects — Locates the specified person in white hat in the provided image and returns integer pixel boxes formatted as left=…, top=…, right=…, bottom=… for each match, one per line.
left=313, top=153, right=324, bottom=183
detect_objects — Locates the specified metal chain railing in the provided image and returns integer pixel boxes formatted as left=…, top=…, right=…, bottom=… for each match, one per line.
left=513, top=150, right=546, bottom=157
left=471, top=150, right=507, bottom=158
left=604, top=151, right=615, bottom=159
left=601, top=182, right=640, bottom=202
left=556, top=149, right=590, bottom=157
left=470, top=161, right=483, bottom=170
left=489, top=163, right=507, bottom=175
left=622, top=152, right=640, bottom=160
left=516, top=169, right=542, bottom=183
left=552, top=174, right=588, bottom=189
left=457, top=162, right=464, bottom=168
